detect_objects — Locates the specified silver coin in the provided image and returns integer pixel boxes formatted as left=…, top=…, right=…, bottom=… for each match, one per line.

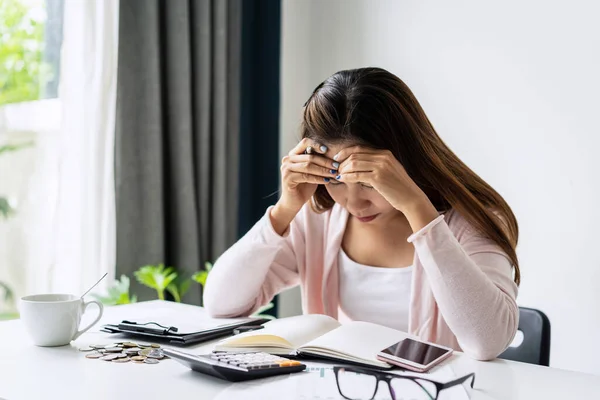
left=100, top=354, right=119, bottom=361
left=138, top=348, right=152, bottom=356
left=85, top=353, right=103, bottom=359
left=147, top=349, right=164, bottom=359
left=90, top=344, right=106, bottom=349
left=117, top=353, right=128, bottom=358
left=112, top=357, right=130, bottom=363
left=144, top=358, right=159, bottom=364
left=78, top=347, right=94, bottom=352
left=104, top=347, right=122, bottom=353
left=125, top=348, right=141, bottom=356
left=137, top=342, right=152, bottom=348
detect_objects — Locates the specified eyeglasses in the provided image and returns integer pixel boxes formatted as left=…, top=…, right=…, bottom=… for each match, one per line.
left=333, top=366, right=475, bottom=400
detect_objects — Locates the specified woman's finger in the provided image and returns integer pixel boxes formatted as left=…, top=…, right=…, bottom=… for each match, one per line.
left=287, top=171, right=332, bottom=184
left=338, top=159, right=377, bottom=174
left=335, top=171, right=373, bottom=184
left=289, top=138, right=329, bottom=156
left=288, top=161, right=339, bottom=178
left=332, top=145, right=384, bottom=162
left=287, top=154, right=340, bottom=170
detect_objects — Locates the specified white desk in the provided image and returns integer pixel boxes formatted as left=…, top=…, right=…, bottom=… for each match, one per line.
left=1, top=300, right=599, bottom=399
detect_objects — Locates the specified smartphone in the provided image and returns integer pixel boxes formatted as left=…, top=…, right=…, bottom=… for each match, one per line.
left=376, top=338, right=453, bottom=372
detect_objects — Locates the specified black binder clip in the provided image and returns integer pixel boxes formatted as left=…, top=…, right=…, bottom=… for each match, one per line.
left=119, top=320, right=179, bottom=335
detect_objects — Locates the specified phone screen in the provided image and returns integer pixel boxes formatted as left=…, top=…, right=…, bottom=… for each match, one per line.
left=380, top=338, right=451, bottom=365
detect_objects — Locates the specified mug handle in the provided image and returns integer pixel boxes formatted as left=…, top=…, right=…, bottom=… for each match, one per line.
left=73, top=300, right=104, bottom=341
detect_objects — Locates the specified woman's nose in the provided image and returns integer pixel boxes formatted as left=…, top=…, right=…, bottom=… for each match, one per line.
left=346, top=191, right=371, bottom=212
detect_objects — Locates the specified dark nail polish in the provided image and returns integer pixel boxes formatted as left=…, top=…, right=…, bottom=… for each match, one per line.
left=332, top=162, right=340, bottom=169
left=330, top=169, right=337, bottom=174
left=324, top=177, right=330, bottom=183
left=336, top=175, right=341, bottom=180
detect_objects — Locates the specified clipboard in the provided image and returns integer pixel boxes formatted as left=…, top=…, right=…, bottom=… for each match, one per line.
left=100, top=317, right=270, bottom=346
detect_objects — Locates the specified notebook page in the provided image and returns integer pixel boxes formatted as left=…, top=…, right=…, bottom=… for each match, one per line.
left=300, top=321, right=409, bottom=365
left=218, top=314, right=341, bottom=349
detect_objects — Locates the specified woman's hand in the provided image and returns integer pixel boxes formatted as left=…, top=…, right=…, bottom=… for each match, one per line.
left=271, top=139, right=338, bottom=235
left=335, top=146, right=440, bottom=231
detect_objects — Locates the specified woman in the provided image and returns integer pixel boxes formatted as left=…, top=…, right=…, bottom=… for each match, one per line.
left=204, top=67, right=520, bottom=360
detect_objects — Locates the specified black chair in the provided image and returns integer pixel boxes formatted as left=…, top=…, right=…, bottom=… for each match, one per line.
left=499, top=307, right=551, bottom=366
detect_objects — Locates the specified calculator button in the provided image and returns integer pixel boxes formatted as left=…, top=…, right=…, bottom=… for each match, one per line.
left=279, top=361, right=302, bottom=367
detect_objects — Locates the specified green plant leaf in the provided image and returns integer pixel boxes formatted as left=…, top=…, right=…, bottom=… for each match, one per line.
left=191, top=270, right=209, bottom=287
left=205, top=261, right=213, bottom=272
left=134, top=264, right=178, bottom=300
left=0, top=141, right=34, bottom=155
left=179, top=279, right=191, bottom=297
left=251, top=302, right=276, bottom=320
left=0, top=281, right=14, bottom=303
left=0, top=197, right=14, bottom=219
left=166, top=283, right=180, bottom=303
left=91, top=275, right=136, bottom=306
left=0, top=312, right=19, bottom=321
left=166, top=276, right=193, bottom=303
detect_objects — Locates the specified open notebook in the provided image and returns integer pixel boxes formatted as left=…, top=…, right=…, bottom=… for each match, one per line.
left=215, top=314, right=411, bottom=368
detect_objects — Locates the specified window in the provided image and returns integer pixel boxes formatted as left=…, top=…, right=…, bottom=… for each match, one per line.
left=0, top=0, right=64, bottom=320
left=0, top=0, right=64, bottom=106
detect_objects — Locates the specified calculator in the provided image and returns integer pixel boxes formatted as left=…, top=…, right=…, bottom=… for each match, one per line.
left=163, top=348, right=307, bottom=382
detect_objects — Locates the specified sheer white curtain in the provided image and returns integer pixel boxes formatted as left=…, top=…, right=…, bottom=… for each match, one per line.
left=25, top=0, right=119, bottom=296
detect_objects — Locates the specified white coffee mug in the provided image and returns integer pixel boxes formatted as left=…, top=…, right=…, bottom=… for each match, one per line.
left=20, top=294, right=104, bottom=347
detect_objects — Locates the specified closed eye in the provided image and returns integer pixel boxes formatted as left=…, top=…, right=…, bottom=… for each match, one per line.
left=359, top=182, right=374, bottom=189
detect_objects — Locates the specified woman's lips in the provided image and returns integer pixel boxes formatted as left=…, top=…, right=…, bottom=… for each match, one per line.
left=355, top=214, right=379, bottom=223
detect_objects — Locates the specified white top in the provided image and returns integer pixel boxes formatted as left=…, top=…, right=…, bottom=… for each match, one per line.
left=338, top=248, right=413, bottom=332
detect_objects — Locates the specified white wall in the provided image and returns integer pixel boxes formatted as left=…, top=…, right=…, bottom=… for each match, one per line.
left=279, top=0, right=600, bottom=375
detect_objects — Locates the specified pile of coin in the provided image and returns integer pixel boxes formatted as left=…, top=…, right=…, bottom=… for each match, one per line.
left=79, top=341, right=168, bottom=364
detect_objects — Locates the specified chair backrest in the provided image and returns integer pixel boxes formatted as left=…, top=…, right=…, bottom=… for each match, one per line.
left=499, top=307, right=551, bottom=366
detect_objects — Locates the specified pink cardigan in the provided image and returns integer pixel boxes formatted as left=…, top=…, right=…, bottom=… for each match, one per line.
left=203, top=204, right=519, bottom=360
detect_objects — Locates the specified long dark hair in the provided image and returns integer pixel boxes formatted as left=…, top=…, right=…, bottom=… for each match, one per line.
left=302, top=67, right=520, bottom=285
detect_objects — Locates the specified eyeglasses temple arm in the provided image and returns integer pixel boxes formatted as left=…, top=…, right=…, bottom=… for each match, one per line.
left=439, top=373, right=475, bottom=390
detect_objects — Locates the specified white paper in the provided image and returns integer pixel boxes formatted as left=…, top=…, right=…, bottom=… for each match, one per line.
left=114, top=306, right=259, bottom=334
left=212, top=361, right=471, bottom=400
left=300, top=320, right=409, bottom=367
